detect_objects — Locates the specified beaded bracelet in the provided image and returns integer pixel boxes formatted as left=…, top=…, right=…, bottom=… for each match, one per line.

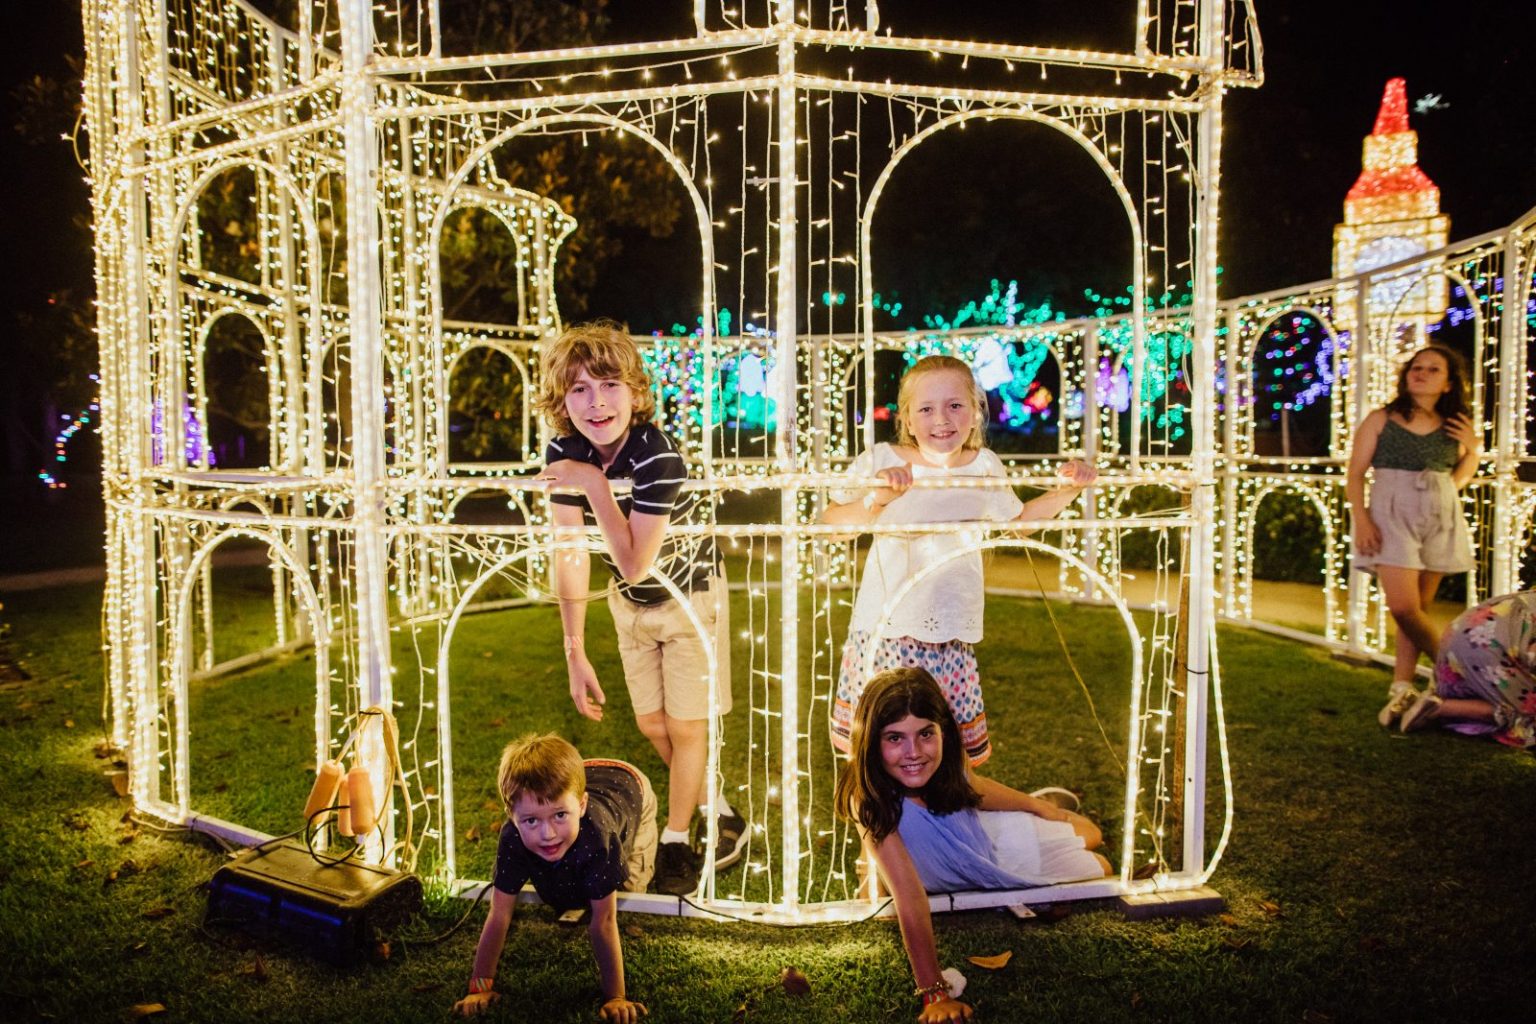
left=914, top=979, right=951, bottom=1005
left=467, top=976, right=495, bottom=995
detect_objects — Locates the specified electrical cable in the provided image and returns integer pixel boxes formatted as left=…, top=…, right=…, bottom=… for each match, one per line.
left=1020, top=543, right=1171, bottom=871
left=679, top=892, right=893, bottom=925
left=393, top=882, right=494, bottom=948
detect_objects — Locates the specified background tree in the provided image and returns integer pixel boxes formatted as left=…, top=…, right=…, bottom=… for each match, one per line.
left=3, top=61, right=97, bottom=486
left=7, top=2, right=686, bottom=471
left=254, top=0, right=687, bottom=458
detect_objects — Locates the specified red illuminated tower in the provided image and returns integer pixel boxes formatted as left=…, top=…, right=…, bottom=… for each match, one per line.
left=1332, top=78, right=1450, bottom=334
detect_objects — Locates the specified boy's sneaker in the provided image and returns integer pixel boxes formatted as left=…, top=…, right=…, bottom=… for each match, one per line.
left=652, top=840, right=702, bottom=896
left=1377, top=681, right=1421, bottom=728
left=1029, top=787, right=1081, bottom=814
left=706, top=811, right=749, bottom=871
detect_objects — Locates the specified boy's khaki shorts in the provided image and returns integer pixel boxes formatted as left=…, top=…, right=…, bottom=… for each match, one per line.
left=606, top=573, right=732, bottom=721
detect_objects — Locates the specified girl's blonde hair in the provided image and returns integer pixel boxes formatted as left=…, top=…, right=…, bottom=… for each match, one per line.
left=535, top=320, right=657, bottom=437
left=895, top=354, right=988, bottom=452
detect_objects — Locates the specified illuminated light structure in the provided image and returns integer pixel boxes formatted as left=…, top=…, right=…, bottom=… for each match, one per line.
left=1332, top=77, right=1451, bottom=354
left=106, top=0, right=1531, bottom=925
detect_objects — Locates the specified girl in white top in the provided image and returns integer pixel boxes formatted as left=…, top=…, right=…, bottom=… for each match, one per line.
left=822, top=355, right=1096, bottom=765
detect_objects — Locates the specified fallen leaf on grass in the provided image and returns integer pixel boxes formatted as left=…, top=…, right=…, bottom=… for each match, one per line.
left=374, top=941, right=392, bottom=961
left=103, top=870, right=119, bottom=887
left=118, top=832, right=138, bottom=846
left=464, top=825, right=481, bottom=843
left=74, top=859, right=94, bottom=870
left=489, top=717, right=505, bottom=728
left=413, top=982, right=443, bottom=993
left=64, top=718, right=75, bottom=729
left=237, top=954, right=270, bottom=982
left=1130, top=992, right=1144, bottom=1009
left=731, top=1001, right=750, bottom=1024
left=94, top=740, right=118, bottom=759
left=63, top=815, right=89, bottom=832
left=1221, top=935, right=1251, bottom=951
left=779, top=966, right=811, bottom=996
left=128, top=1004, right=166, bottom=1018
left=141, top=906, right=174, bottom=920
left=1218, top=913, right=1239, bottom=927
left=623, top=924, right=644, bottom=939
left=1257, top=899, right=1283, bottom=918
left=1301, top=1011, right=1333, bottom=1023
left=108, top=771, right=130, bottom=798
left=966, top=951, right=1013, bottom=970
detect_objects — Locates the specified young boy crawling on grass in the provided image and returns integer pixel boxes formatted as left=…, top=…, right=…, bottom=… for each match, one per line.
left=453, top=734, right=657, bottom=1022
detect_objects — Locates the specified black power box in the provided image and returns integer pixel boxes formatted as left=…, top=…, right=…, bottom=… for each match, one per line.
left=205, top=840, right=423, bottom=964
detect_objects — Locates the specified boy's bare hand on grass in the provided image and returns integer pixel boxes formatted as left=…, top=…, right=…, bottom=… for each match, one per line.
left=598, top=997, right=648, bottom=1023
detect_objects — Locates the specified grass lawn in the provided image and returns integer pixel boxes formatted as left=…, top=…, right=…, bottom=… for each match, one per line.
left=1, top=578, right=1532, bottom=1024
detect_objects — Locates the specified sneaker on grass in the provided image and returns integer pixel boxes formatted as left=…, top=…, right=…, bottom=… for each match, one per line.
left=1399, top=688, right=1443, bottom=733
left=707, top=811, right=749, bottom=870
left=652, top=840, right=702, bottom=896
left=1377, top=681, right=1421, bottom=728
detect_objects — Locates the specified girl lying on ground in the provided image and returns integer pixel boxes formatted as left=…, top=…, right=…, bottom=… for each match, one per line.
left=834, top=667, right=1112, bottom=1022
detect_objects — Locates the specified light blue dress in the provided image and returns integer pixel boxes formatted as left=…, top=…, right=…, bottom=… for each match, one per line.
left=895, top=797, right=1102, bottom=893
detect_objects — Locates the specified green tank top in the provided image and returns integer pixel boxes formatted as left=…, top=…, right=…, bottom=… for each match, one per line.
left=1372, top=418, right=1459, bottom=472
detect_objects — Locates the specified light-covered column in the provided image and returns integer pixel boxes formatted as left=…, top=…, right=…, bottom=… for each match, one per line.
left=339, top=0, right=396, bottom=860
left=773, top=0, right=802, bottom=910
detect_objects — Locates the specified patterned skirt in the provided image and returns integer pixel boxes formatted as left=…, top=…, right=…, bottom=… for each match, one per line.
left=830, top=630, right=990, bottom=765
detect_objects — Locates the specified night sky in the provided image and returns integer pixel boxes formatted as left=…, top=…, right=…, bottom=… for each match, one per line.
left=598, top=0, right=1536, bottom=314
left=1, top=1, right=1531, bottom=433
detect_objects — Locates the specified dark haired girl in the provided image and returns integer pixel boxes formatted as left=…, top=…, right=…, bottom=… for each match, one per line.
left=1346, top=344, right=1480, bottom=728
left=835, top=667, right=1110, bottom=1023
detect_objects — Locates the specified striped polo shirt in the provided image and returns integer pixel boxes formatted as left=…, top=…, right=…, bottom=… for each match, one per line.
left=545, top=422, right=717, bottom=605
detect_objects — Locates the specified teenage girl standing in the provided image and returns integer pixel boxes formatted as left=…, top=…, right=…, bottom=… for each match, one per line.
left=1346, top=344, right=1479, bottom=728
